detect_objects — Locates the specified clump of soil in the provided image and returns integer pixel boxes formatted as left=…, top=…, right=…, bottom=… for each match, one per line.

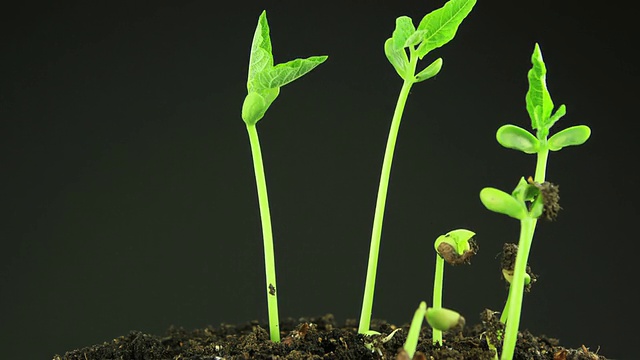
left=53, top=313, right=607, bottom=360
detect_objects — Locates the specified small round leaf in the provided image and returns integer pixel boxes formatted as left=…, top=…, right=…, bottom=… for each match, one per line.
left=548, top=125, right=591, bottom=151
left=426, top=307, right=465, bottom=331
left=480, top=187, right=527, bottom=220
left=496, top=124, right=540, bottom=154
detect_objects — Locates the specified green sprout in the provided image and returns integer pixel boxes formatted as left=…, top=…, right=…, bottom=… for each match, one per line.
left=399, top=301, right=465, bottom=359
left=242, top=10, right=327, bottom=343
left=432, top=229, right=476, bottom=345
left=479, top=43, right=590, bottom=360
left=358, top=0, right=476, bottom=336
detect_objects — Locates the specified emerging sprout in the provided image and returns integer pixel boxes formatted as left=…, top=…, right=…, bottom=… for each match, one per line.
left=399, top=301, right=465, bottom=360
left=431, top=229, right=476, bottom=345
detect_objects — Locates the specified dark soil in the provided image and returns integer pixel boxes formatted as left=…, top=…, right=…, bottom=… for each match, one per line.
left=53, top=313, right=607, bottom=360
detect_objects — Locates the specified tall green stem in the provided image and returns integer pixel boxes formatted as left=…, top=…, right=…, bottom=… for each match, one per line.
left=358, top=79, right=414, bottom=334
left=432, top=255, right=445, bottom=345
left=500, top=146, right=548, bottom=359
left=246, top=123, right=280, bottom=343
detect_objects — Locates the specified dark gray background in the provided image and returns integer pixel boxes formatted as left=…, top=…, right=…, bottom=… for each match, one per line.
left=1, top=1, right=637, bottom=359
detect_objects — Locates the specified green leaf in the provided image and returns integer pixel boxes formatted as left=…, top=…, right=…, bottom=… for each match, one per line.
left=546, top=104, right=566, bottom=130
left=511, top=177, right=538, bottom=204
left=257, top=56, right=328, bottom=89
left=414, top=58, right=443, bottom=82
left=384, top=38, right=409, bottom=79
left=526, top=43, right=554, bottom=130
left=426, top=307, right=464, bottom=331
left=415, top=0, right=476, bottom=59
left=480, top=187, right=527, bottom=220
left=548, top=125, right=591, bottom=151
left=392, top=16, right=416, bottom=49
left=404, top=29, right=428, bottom=48
left=242, top=10, right=327, bottom=125
left=496, top=124, right=540, bottom=154
left=247, top=10, right=274, bottom=92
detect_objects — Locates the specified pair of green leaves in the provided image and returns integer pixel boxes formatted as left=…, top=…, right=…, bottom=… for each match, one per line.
left=242, top=11, right=328, bottom=126
left=384, top=0, right=476, bottom=82
left=496, top=43, right=591, bottom=154
left=480, top=177, right=543, bottom=221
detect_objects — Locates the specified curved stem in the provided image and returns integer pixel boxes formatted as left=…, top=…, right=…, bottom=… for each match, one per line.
left=432, top=255, right=445, bottom=345
left=246, top=123, right=280, bottom=343
left=358, top=79, right=414, bottom=334
left=404, top=301, right=428, bottom=359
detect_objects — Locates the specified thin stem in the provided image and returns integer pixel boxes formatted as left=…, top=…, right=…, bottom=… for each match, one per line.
left=500, top=218, right=536, bottom=360
left=246, top=123, right=280, bottom=343
left=358, top=79, right=414, bottom=334
left=432, top=255, right=445, bottom=345
left=404, top=301, right=428, bottom=359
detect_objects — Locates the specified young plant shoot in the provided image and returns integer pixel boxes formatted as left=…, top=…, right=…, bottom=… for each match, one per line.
left=242, top=10, right=327, bottom=343
left=358, top=0, right=476, bottom=335
left=479, top=43, right=590, bottom=360
left=432, top=229, right=476, bottom=345
left=399, top=301, right=465, bottom=359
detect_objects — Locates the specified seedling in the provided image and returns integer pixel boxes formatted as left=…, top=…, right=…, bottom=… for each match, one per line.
left=358, top=0, right=477, bottom=336
left=398, top=301, right=465, bottom=359
left=479, top=43, right=590, bottom=360
left=432, top=229, right=476, bottom=345
left=242, top=10, right=327, bottom=342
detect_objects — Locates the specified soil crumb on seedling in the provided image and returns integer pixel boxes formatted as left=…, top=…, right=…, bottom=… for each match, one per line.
left=528, top=177, right=562, bottom=221
left=437, top=238, right=478, bottom=265
left=501, top=243, right=538, bottom=292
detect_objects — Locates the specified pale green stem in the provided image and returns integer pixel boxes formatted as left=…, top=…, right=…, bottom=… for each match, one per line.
left=500, top=218, right=536, bottom=360
left=499, top=290, right=511, bottom=324
left=534, top=148, right=549, bottom=183
left=246, top=123, right=280, bottom=343
left=432, top=255, right=445, bottom=345
left=404, top=301, right=428, bottom=359
left=357, top=78, right=415, bottom=334
left=500, top=146, right=548, bottom=359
